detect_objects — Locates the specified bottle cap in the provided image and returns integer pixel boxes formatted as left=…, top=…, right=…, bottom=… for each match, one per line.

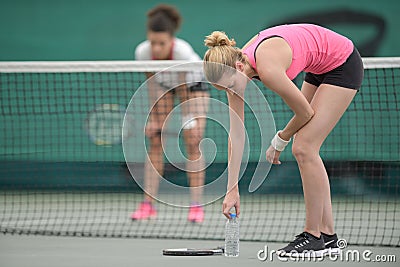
left=230, top=213, right=237, bottom=218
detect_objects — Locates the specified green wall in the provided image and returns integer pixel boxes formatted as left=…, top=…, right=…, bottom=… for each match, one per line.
left=0, top=0, right=399, bottom=61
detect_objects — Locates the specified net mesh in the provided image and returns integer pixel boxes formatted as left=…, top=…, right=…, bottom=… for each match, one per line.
left=0, top=59, right=399, bottom=246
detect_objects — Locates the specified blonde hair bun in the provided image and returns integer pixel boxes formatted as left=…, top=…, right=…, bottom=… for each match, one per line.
left=204, top=31, right=236, bottom=48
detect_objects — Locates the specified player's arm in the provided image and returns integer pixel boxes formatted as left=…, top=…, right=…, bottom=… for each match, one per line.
left=145, top=72, right=159, bottom=108
left=144, top=72, right=166, bottom=136
left=135, top=43, right=161, bottom=101
left=256, top=38, right=314, bottom=141
left=173, top=40, right=196, bottom=117
left=175, top=72, right=190, bottom=116
left=223, top=90, right=245, bottom=218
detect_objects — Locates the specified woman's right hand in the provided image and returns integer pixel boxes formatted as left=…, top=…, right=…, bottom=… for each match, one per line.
left=222, top=188, right=240, bottom=219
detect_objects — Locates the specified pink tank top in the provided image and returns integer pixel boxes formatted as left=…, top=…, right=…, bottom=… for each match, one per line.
left=242, top=24, right=354, bottom=80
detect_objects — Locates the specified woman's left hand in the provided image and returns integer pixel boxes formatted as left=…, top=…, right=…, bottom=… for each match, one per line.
left=266, top=145, right=282, bottom=164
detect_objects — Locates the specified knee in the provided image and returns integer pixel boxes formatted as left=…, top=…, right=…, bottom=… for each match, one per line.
left=292, top=139, right=316, bottom=164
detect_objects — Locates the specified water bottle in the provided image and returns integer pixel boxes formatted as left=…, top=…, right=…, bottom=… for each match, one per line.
left=224, top=213, right=239, bottom=257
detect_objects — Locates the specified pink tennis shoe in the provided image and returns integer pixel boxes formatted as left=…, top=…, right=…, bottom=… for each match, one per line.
left=131, top=201, right=204, bottom=223
left=130, top=201, right=157, bottom=220
left=187, top=205, right=204, bottom=223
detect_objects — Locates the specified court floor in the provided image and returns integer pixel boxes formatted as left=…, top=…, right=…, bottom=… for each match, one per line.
left=0, top=234, right=399, bottom=267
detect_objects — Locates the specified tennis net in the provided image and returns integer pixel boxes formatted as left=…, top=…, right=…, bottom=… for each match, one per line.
left=0, top=59, right=399, bottom=246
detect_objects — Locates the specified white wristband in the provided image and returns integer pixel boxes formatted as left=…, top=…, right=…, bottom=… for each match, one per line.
left=271, top=130, right=291, bottom=151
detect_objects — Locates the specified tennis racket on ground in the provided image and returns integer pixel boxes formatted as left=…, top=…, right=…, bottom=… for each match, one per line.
left=162, top=246, right=224, bottom=256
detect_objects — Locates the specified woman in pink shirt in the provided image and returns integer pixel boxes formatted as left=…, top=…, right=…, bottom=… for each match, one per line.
left=203, top=24, right=363, bottom=256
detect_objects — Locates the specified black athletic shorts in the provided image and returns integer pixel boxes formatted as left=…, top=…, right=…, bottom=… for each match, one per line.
left=304, top=48, right=364, bottom=90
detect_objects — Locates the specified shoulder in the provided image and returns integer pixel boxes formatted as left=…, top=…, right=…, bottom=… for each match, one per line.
left=255, top=37, right=292, bottom=72
left=134, top=40, right=151, bottom=60
left=173, top=38, right=201, bottom=60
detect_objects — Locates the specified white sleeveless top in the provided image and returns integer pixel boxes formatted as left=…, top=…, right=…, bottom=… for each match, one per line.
left=135, top=38, right=203, bottom=88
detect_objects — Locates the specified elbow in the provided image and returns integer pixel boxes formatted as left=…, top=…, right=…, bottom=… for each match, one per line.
left=303, top=108, right=315, bottom=122
left=297, top=108, right=314, bottom=124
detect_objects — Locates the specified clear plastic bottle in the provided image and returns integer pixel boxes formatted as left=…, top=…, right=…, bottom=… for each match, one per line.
left=224, top=213, right=239, bottom=257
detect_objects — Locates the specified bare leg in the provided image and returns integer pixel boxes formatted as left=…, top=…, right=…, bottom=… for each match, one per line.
left=143, top=91, right=174, bottom=202
left=184, top=117, right=206, bottom=203
left=143, top=135, right=162, bottom=202
left=183, top=91, right=209, bottom=204
left=292, top=83, right=357, bottom=237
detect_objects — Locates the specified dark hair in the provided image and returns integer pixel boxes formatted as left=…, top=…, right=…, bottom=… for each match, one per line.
left=147, top=4, right=182, bottom=35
